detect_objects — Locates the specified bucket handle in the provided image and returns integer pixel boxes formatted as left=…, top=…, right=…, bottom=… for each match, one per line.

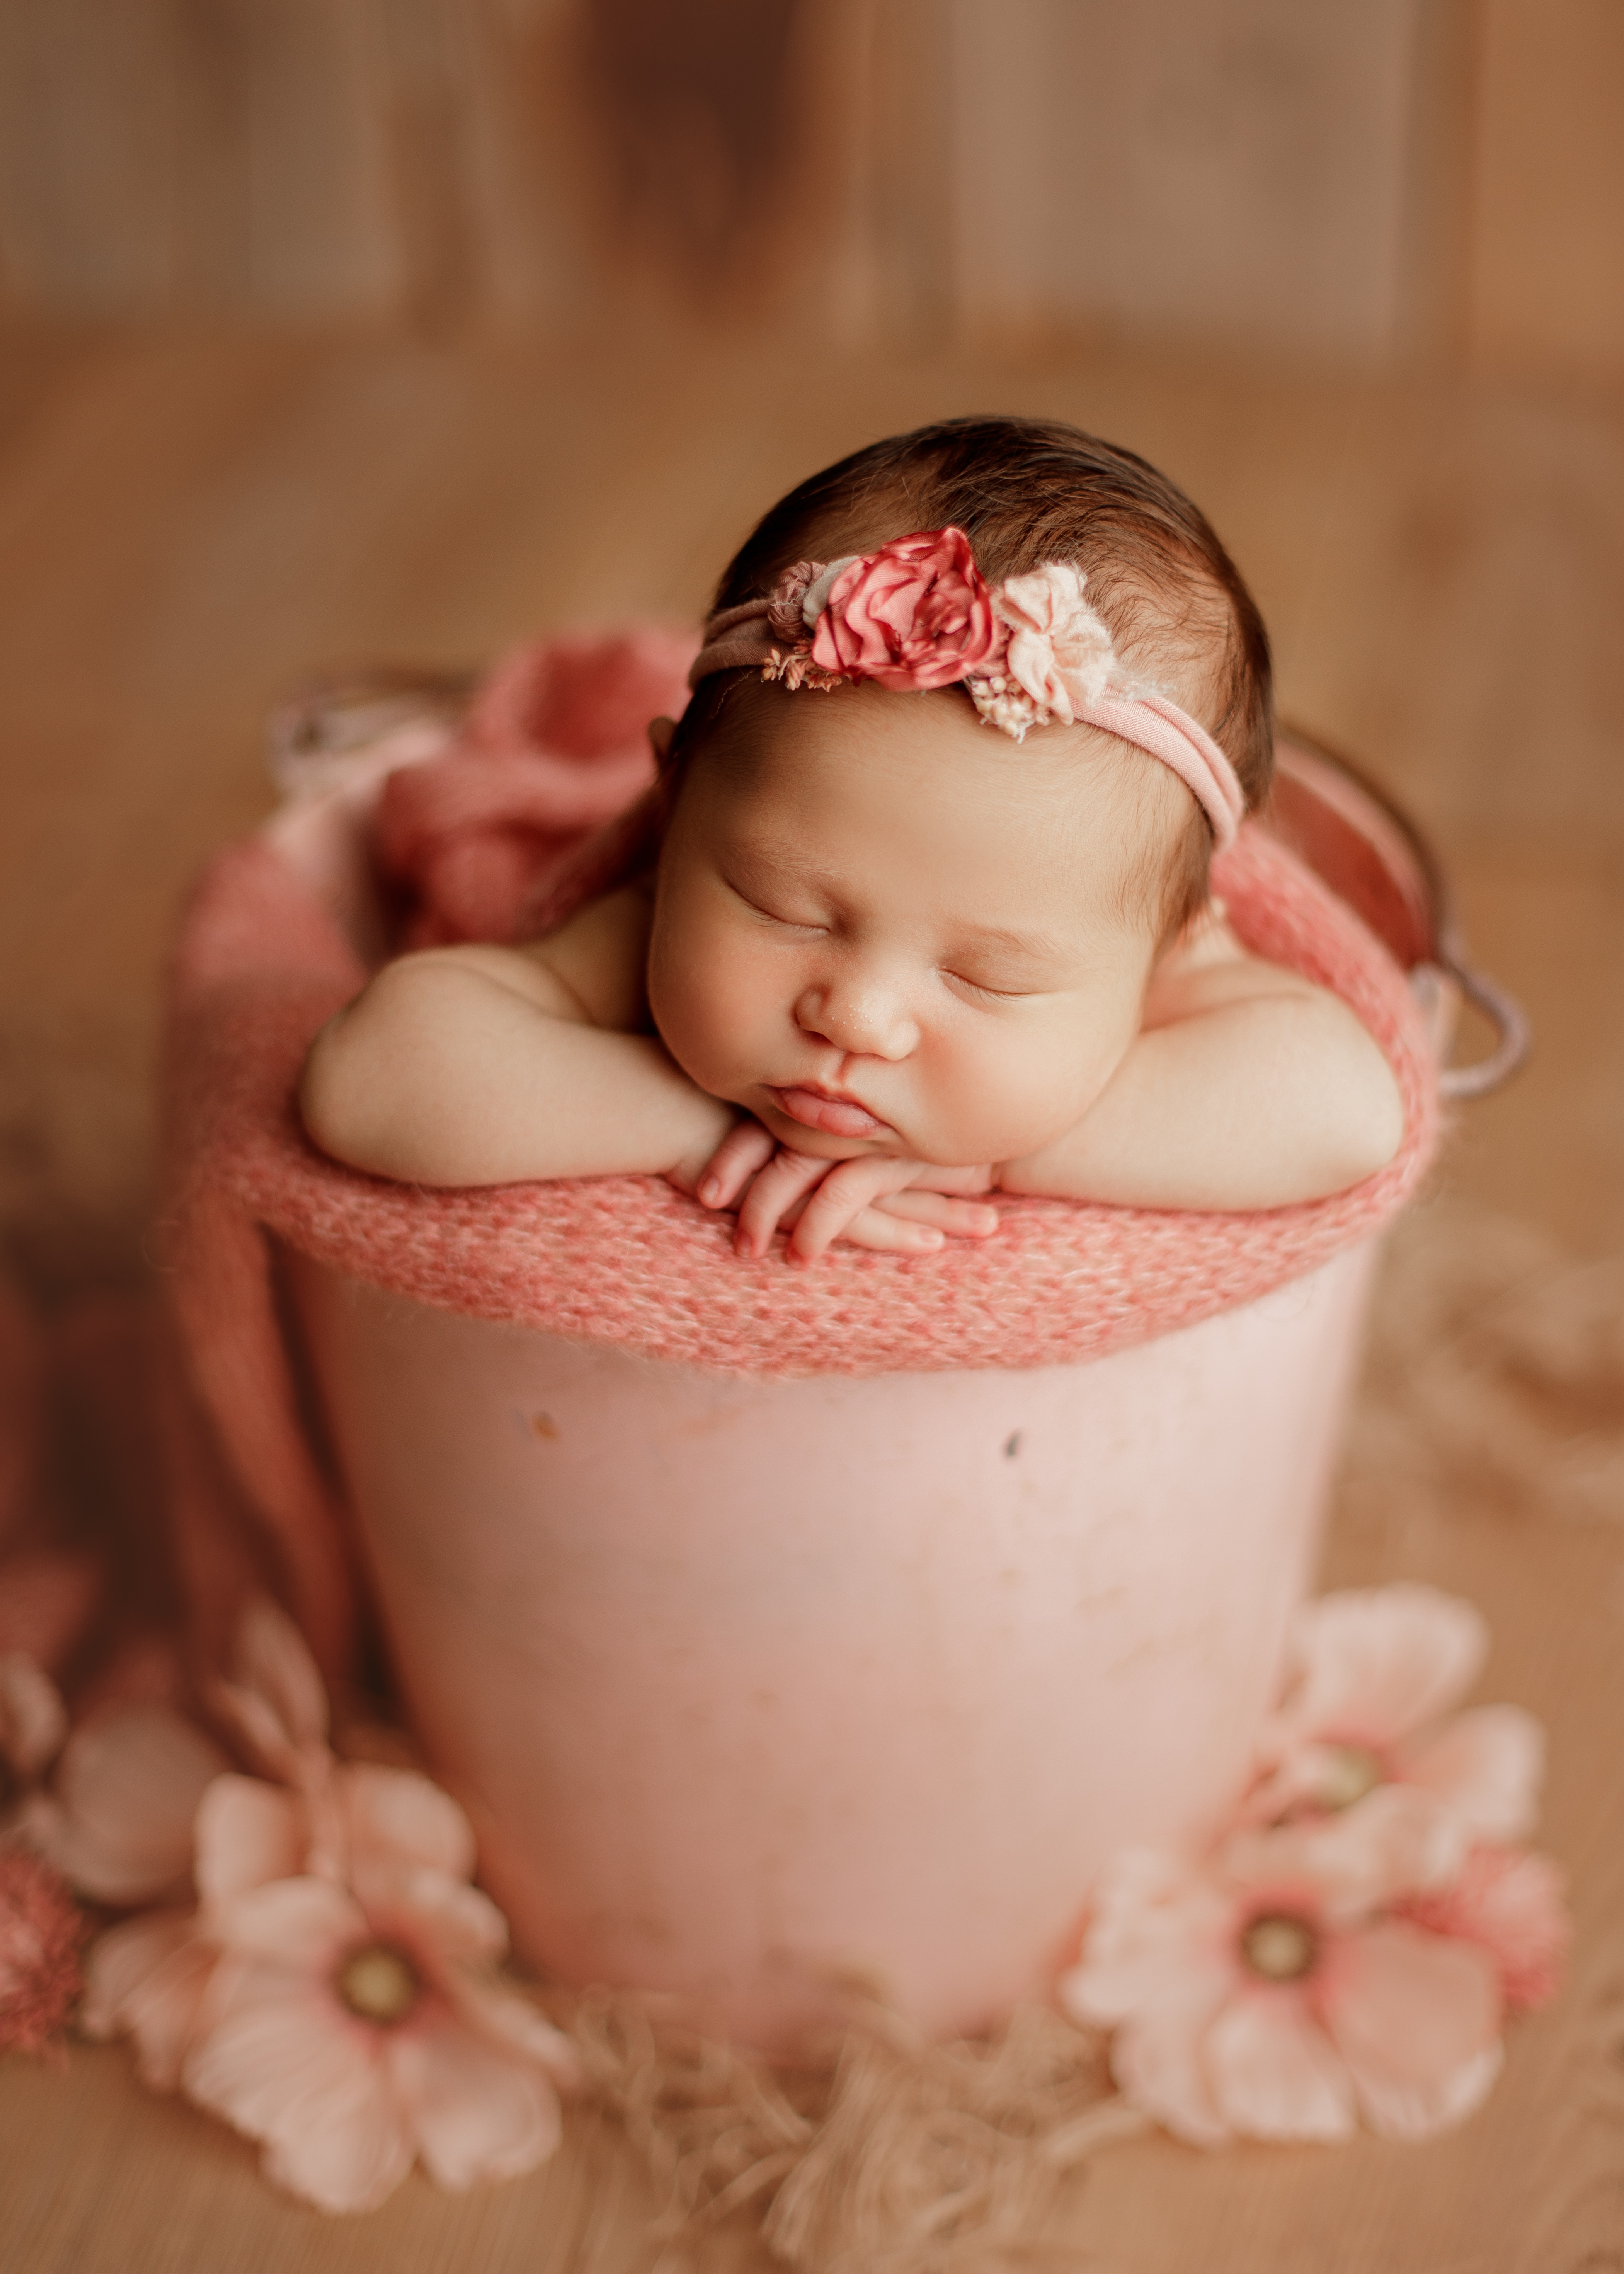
left=1434, top=952, right=1530, bottom=1100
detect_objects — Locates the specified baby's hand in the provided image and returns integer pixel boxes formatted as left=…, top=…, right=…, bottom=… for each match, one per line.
left=681, top=1119, right=999, bottom=1263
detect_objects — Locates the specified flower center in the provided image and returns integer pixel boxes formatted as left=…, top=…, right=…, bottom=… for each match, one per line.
left=1241, top=1913, right=1319, bottom=1983
left=1317, top=1743, right=1384, bottom=1812
left=336, top=1942, right=421, bottom=2025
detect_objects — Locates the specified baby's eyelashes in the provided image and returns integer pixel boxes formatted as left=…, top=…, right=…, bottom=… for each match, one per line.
left=747, top=899, right=829, bottom=937
left=723, top=875, right=830, bottom=933
left=940, top=969, right=1036, bottom=1005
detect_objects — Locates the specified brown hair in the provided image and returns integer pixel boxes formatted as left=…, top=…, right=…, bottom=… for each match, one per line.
left=672, top=415, right=1273, bottom=935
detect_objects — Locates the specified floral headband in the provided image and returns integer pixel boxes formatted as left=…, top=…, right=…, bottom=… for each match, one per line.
left=688, top=525, right=1244, bottom=852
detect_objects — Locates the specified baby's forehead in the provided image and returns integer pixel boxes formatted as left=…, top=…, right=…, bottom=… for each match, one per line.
left=685, top=683, right=1187, bottom=945
left=709, top=675, right=1184, bottom=832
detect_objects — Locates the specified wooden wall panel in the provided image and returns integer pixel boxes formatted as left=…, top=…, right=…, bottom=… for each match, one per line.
left=1467, top=0, right=1624, bottom=379
left=0, top=0, right=405, bottom=317
left=945, top=0, right=1425, bottom=358
left=0, top=0, right=1621, bottom=383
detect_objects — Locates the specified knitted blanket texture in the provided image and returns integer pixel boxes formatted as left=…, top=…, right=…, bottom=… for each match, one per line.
left=160, top=637, right=1441, bottom=1674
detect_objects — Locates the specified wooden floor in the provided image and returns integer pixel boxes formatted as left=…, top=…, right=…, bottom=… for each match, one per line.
left=2, top=317, right=1622, bottom=2270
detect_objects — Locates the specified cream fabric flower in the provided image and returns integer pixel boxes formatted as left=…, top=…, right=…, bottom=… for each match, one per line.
left=991, top=562, right=1117, bottom=723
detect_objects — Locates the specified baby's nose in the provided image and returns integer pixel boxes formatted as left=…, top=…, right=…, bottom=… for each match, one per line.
left=795, top=974, right=918, bottom=1060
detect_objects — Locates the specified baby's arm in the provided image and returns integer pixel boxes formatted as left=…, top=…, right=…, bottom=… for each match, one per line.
left=999, top=936, right=1406, bottom=1210
left=300, top=887, right=732, bottom=1187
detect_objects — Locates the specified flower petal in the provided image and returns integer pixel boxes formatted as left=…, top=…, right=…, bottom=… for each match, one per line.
left=995, top=562, right=1115, bottom=717
left=1060, top=1848, right=1233, bottom=2025
left=1107, top=1974, right=1235, bottom=2148
left=1060, top=1848, right=1238, bottom=2145
left=451, top=1971, right=581, bottom=2088
left=31, top=1708, right=229, bottom=1903
left=232, top=1598, right=329, bottom=1753
left=261, top=2107, right=414, bottom=2219
left=185, top=1956, right=413, bottom=2214
left=1275, top=1586, right=1486, bottom=1752
left=214, top=1875, right=364, bottom=1967
left=0, top=1651, right=66, bottom=1777
left=392, top=2007, right=562, bottom=2190
left=1319, top=1920, right=1503, bottom=2140
left=340, top=1763, right=475, bottom=1883
left=1403, top=1845, right=1570, bottom=2013
left=369, top=1869, right=510, bottom=1972
left=83, top=1910, right=217, bottom=2090
left=1228, top=1783, right=1464, bottom=1920
left=1203, top=1986, right=1357, bottom=2141
left=1397, top=1707, right=1544, bottom=1845
left=386, top=1874, right=505, bottom=1983
left=194, top=1776, right=306, bottom=1912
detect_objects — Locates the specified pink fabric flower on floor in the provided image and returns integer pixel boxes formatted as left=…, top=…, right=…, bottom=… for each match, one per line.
left=1245, top=1584, right=1544, bottom=1866
left=1061, top=1824, right=1505, bottom=2146
left=84, top=1598, right=577, bottom=2214
left=181, top=1766, right=576, bottom=2212
left=810, top=528, right=1003, bottom=690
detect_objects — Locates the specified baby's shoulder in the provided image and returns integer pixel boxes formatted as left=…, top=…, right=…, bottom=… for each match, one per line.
left=522, top=882, right=654, bottom=1033
left=1140, top=901, right=1324, bottom=1031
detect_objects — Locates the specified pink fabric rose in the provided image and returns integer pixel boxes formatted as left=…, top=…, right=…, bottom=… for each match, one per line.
left=810, top=528, right=1003, bottom=691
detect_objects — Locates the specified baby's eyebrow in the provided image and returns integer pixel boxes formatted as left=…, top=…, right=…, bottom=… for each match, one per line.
left=721, top=839, right=827, bottom=890
left=950, top=922, right=1074, bottom=967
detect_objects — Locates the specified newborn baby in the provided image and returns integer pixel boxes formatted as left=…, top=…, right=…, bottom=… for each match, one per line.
left=301, top=417, right=1404, bottom=1262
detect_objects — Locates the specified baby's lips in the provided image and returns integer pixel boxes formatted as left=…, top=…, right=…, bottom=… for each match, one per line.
left=769, top=1085, right=890, bottom=1140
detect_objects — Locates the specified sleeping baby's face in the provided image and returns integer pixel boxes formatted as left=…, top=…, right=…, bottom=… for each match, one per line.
left=646, top=680, right=1193, bottom=1169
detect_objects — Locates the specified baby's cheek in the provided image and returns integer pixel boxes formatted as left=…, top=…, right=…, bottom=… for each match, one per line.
left=957, top=1030, right=1117, bottom=1160
left=651, top=951, right=771, bottom=1102
left=929, top=1047, right=1059, bottom=1163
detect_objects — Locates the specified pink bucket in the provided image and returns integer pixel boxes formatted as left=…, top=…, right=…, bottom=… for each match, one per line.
left=287, top=1237, right=1373, bottom=2053
left=175, top=714, right=1512, bottom=2057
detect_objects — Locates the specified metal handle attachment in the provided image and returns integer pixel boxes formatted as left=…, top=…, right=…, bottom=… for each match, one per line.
left=1435, top=954, right=1531, bottom=1100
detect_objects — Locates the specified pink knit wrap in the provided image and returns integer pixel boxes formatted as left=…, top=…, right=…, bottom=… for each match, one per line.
left=160, top=633, right=1440, bottom=1679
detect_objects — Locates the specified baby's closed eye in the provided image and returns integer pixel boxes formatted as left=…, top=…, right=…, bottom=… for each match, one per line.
left=939, top=969, right=1038, bottom=1004
left=749, top=898, right=829, bottom=935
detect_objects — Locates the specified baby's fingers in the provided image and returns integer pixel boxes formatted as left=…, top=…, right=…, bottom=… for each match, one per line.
left=831, top=1206, right=951, bottom=1256
left=734, top=1150, right=829, bottom=1258
left=696, top=1119, right=777, bottom=1209
left=786, top=1160, right=920, bottom=1262
left=873, top=1190, right=1001, bottom=1239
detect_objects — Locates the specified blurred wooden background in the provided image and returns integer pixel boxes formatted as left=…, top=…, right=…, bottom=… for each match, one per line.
left=0, top=0, right=1621, bottom=375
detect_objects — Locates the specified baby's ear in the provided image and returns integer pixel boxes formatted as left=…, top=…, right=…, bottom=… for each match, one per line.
left=647, top=715, right=677, bottom=765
